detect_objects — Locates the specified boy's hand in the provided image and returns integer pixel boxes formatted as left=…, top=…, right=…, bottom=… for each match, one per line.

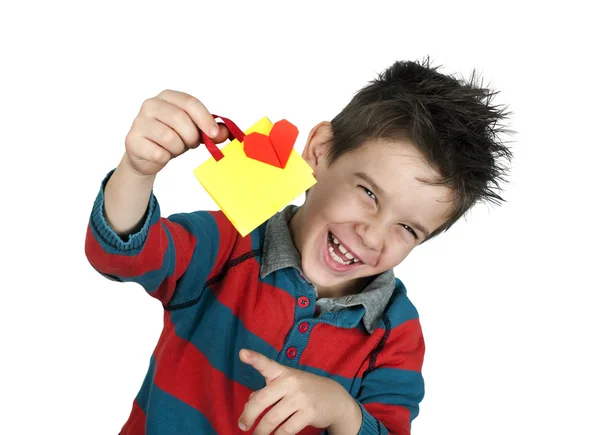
left=238, top=349, right=362, bottom=434
left=124, top=89, right=231, bottom=176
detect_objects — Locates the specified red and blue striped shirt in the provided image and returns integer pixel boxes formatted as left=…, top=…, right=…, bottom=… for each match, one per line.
left=85, top=169, right=426, bottom=434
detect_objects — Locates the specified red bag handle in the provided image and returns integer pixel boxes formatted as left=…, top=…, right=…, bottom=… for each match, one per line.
left=200, top=114, right=246, bottom=162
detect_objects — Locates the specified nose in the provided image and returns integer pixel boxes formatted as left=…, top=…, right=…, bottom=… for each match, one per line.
left=355, top=222, right=385, bottom=253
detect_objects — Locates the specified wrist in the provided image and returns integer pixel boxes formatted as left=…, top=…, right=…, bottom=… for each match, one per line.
left=103, top=155, right=157, bottom=236
left=121, top=153, right=158, bottom=181
left=329, top=394, right=362, bottom=434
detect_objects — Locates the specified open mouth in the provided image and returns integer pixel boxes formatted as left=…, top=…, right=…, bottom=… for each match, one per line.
left=324, top=231, right=363, bottom=271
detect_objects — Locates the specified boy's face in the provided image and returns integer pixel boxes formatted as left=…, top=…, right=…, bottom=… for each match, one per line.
left=289, top=122, right=455, bottom=298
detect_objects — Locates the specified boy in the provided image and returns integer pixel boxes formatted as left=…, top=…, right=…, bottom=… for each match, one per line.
left=85, top=58, right=512, bottom=434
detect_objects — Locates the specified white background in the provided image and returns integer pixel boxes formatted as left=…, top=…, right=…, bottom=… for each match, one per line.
left=1, top=1, right=598, bottom=434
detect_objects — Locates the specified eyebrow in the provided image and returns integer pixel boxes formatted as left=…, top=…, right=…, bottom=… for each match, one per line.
left=354, top=171, right=432, bottom=240
left=356, top=172, right=387, bottom=199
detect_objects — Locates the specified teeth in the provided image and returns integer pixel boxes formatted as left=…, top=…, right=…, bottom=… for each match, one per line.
left=328, top=232, right=360, bottom=265
left=331, top=234, right=355, bottom=260
left=329, top=246, right=353, bottom=265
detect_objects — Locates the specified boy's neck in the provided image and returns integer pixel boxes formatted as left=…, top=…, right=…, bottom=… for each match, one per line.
left=316, top=276, right=372, bottom=299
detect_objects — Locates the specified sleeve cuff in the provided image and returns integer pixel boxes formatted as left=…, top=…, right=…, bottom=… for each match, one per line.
left=90, top=168, right=159, bottom=252
left=357, top=401, right=381, bottom=435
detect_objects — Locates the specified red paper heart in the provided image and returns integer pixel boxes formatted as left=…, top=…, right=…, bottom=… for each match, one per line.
left=243, top=119, right=299, bottom=168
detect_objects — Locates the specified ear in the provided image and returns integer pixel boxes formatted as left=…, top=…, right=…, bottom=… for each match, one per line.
left=302, top=121, right=332, bottom=174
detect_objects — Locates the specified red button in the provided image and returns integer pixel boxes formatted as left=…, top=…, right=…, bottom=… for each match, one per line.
left=299, top=322, right=309, bottom=333
left=286, top=347, right=297, bottom=358
left=297, top=296, right=309, bottom=308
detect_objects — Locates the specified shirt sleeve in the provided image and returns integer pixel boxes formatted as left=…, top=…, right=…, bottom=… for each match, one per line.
left=355, top=316, right=426, bottom=435
left=84, top=168, right=234, bottom=307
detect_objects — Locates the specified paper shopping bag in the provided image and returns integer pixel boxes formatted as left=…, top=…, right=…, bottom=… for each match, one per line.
left=193, top=115, right=317, bottom=237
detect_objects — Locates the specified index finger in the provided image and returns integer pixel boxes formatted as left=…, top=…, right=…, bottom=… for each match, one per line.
left=155, top=89, right=220, bottom=138
left=240, top=349, right=284, bottom=383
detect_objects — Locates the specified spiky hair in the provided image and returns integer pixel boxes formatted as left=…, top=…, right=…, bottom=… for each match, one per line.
left=327, top=57, right=514, bottom=241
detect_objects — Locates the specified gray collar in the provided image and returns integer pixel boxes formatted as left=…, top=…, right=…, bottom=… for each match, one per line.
left=259, top=204, right=304, bottom=280
left=260, top=204, right=396, bottom=334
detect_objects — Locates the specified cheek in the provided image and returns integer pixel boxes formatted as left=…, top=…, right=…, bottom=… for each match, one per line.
left=311, top=185, right=359, bottom=218
left=329, top=186, right=369, bottom=216
left=382, top=238, right=413, bottom=265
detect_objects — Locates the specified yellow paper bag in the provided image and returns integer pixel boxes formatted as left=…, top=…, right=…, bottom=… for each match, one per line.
left=194, top=116, right=317, bottom=237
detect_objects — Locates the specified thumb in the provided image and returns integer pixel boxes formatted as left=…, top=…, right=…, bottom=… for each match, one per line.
left=239, top=349, right=284, bottom=383
left=211, top=122, right=231, bottom=144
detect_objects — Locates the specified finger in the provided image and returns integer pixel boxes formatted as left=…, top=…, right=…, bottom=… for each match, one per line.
left=126, top=135, right=171, bottom=167
left=155, top=89, right=220, bottom=138
left=274, top=409, right=309, bottom=435
left=212, top=122, right=232, bottom=144
left=253, top=396, right=298, bottom=435
left=138, top=98, right=201, bottom=149
left=239, top=349, right=285, bottom=383
left=238, top=379, right=288, bottom=431
left=136, top=117, right=186, bottom=157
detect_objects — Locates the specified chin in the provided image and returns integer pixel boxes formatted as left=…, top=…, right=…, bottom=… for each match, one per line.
left=303, top=249, right=366, bottom=289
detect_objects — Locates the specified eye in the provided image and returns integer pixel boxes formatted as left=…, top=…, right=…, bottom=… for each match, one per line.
left=400, top=224, right=418, bottom=239
left=359, top=185, right=418, bottom=240
left=360, top=185, right=376, bottom=201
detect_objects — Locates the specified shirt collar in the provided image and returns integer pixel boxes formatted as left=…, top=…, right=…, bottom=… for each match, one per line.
left=260, top=204, right=396, bottom=334
left=259, top=204, right=305, bottom=280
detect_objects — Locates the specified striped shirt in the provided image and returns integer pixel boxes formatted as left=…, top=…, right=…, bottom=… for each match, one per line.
left=85, top=169, right=426, bottom=434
